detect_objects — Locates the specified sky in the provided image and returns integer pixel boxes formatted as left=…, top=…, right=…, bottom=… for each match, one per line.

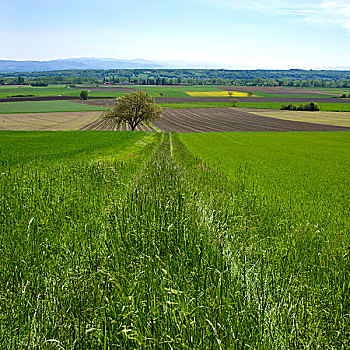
left=0, top=0, right=350, bottom=69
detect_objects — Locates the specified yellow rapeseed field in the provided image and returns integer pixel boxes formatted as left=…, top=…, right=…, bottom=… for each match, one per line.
left=186, top=91, right=252, bottom=97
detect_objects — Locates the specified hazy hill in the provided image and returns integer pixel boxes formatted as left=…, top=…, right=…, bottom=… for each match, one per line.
left=0, top=57, right=227, bottom=73
left=0, top=58, right=167, bottom=72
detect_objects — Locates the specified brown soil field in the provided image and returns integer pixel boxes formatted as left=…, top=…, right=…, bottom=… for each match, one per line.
left=216, top=86, right=341, bottom=95
left=79, top=113, right=157, bottom=132
left=153, top=108, right=350, bottom=133
left=156, top=97, right=350, bottom=104
left=240, top=108, right=350, bottom=128
left=0, top=111, right=102, bottom=131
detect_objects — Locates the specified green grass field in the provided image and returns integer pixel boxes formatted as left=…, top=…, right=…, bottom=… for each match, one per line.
left=0, top=131, right=145, bottom=165
left=1, top=130, right=349, bottom=348
left=1, top=84, right=345, bottom=99
left=0, top=100, right=107, bottom=113
left=252, top=92, right=337, bottom=98
left=0, top=86, right=79, bottom=98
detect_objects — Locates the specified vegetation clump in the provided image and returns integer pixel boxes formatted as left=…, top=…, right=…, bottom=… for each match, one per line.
left=105, top=90, right=162, bottom=131
left=80, top=90, right=89, bottom=100
left=281, top=101, right=320, bottom=111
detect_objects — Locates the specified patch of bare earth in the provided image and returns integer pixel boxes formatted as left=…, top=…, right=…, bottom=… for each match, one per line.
left=153, top=108, right=350, bottom=133
left=80, top=113, right=157, bottom=132
left=0, top=111, right=103, bottom=131
left=238, top=108, right=350, bottom=128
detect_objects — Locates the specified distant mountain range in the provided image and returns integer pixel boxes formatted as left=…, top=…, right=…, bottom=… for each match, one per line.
left=1, top=58, right=349, bottom=73
left=0, top=57, right=225, bottom=72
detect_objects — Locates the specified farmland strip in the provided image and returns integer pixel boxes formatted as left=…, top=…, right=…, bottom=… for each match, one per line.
left=155, top=108, right=350, bottom=132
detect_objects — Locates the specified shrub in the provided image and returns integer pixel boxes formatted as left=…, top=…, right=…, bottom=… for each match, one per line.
left=304, top=102, right=319, bottom=111
left=281, top=102, right=319, bottom=111
left=30, top=82, right=48, bottom=87
left=80, top=90, right=89, bottom=100
left=281, top=104, right=297, bottom=110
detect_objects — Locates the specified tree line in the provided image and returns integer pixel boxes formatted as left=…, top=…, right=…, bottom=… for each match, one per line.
left=1, top=69, right=350, bottom=88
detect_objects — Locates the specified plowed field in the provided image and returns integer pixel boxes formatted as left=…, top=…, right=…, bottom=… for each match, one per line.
left=79, top=113, right=157, bottom=132
left=0, top=111, right=102, bottom=131
left=153, top=108, right=350, bottom=133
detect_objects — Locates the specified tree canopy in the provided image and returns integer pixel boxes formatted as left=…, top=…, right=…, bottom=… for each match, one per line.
left=105, top=90, right=162, bottom=131
left=80, top=90, right=89, bottom=100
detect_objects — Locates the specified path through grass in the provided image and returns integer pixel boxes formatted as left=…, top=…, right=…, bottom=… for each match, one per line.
left=0, top=131, right=349, bottom=348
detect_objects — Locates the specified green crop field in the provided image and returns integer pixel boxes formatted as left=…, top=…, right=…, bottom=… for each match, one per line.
left=0, top=84, right=347, bottom=100
left=0, top=86, right=128, bottom=99
left=1, top=129, right=349, bottom=348
left=252, top=92, right=336, bottom=98
left=0, top=100, right=107, bottom=113
left=0, top=86, right=79, bottom=98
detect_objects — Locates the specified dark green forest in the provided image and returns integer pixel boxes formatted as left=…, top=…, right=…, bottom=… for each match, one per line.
left=1, top=68, right=350, bottom=87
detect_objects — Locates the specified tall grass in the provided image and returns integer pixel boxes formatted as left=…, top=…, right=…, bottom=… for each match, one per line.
left=0, top=131, right=349, bottom=348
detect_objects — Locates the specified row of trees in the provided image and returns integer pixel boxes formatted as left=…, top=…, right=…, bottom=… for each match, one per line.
left=0, top=76, right=99, bottom=86
left=2, top=69, right=350, bottom=88
left=281, top=102, right=320, bottom=111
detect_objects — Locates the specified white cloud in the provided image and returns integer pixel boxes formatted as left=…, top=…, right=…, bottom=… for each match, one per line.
left=321, top=1, right=350, bottom=31
left=196, top=0, right=350, bottom=33
left=197, top=0, right=320, bottom=15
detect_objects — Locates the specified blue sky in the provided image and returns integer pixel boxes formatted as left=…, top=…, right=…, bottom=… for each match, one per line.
left=1, top=0, right=350, bottom=68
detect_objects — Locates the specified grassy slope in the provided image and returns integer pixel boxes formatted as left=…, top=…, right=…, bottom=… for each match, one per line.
left=1, top=130, right=349, bottom=348
left=0, top=86, right=79, bottom=98
left=0, top=101, right=107, bottom=113
left=0, top=130, right=146, bottom=165
left=180, top=131, right=350, bottom=345
left=180, top=131, right=350, bottom=236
